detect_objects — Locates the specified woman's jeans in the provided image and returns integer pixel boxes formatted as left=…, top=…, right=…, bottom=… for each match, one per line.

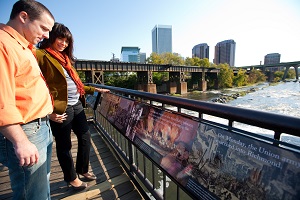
left=50, top=101, right=91, bottom=183
left=0, top=118, right=53, bottom=200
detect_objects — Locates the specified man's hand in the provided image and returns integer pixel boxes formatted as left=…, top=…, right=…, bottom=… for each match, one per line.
left=0, top=124, right=39, bottom=166
left=14, top=139, right=39, bottom=166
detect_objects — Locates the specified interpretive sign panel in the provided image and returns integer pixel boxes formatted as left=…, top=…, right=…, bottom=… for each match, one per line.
left=98, top=93, right=300, bottom=200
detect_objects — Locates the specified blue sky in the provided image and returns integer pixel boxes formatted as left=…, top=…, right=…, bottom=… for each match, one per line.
left=1, top=0, right=299, bottom=66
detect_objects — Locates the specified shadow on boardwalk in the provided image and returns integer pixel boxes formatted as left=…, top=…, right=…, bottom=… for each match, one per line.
left=0, top=122, right=144, bottom=200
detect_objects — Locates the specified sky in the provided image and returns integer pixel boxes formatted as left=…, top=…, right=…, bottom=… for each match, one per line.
left=1, top=0, right=300, bottom=67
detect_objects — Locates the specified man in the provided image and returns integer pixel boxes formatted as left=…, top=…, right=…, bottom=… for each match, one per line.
left=0, top=0, right=55, bottom=199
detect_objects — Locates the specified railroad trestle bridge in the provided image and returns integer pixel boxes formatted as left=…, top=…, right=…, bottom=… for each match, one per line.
left=74, top=60, right=300, bottom=94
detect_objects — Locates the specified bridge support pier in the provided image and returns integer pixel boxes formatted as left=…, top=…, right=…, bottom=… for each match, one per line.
left=282, top=65, right=299, bottom=81
left=178, top=82, right=187, bottom=94
left=168, top=72, right=187, bottom=94
left=136, top=71, right=157, bottom=93
left=295, top=66, right=299, bottom=80
left=191, top=71, right=207, bottom=91
left=199, top=80, right=207, bottom=91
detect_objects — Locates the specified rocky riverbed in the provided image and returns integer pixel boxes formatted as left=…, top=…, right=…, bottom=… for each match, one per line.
left=211, top=87, right=259, bottom=103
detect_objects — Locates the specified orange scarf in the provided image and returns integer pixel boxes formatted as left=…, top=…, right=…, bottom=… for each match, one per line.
left=45, top=47, right=85, bottom=96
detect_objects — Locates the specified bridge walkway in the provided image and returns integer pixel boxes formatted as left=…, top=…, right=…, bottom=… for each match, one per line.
left=0, top=121, right=145, bottom=200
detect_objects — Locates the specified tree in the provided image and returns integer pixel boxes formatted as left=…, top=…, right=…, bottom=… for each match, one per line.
left=147, top=52, right=184, bottom=65
left=247, top=69, right=267, bottom=84
left=146, top=52, right=164, bottom=64
left=185, top=57, right=194, bottom=66
left=233, top=69, right=248, bottom=87
left=184, top=57, right=210, bottom=67
left=218, top=63, right=233, bottom=88
left=286, top=69, right=296, bottom=79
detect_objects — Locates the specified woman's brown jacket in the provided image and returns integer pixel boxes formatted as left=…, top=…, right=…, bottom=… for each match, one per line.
left=36, top=49, right=95, bottom=114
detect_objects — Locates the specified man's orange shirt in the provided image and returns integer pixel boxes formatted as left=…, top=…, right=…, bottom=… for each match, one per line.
left=0, top=24, right=53, bottom=126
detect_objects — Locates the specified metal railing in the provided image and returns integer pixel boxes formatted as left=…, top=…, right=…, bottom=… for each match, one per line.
left=87, top=83, right=300, bottom=200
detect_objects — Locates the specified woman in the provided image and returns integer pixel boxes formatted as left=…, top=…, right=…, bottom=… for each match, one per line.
left=36, top=22, right=109, bottom=190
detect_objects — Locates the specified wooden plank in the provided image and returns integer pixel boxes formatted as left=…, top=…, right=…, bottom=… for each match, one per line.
left=61, top=181, right=111, bottom=200
left=0, top=122, right=144, bottom=200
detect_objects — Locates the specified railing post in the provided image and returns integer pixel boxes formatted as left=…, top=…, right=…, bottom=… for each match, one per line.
left=128, top=143, right=134, bottom=173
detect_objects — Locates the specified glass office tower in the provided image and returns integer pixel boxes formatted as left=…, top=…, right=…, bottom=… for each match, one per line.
left=214, top=39, right=236, bottom=66
left=121, top=47, right=140, bottom=62
left=192, top=43, right=209, bottom=59
left=152, top=25, right=172, bottom=54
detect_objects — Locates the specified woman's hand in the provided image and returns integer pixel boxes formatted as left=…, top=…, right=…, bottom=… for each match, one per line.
left=95, top=88, right=110, bottom=93
left=49, top=113, right=67, bottom=123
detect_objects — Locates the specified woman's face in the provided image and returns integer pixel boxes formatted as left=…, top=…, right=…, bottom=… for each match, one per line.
left=51, top=37, right=69, bottom=52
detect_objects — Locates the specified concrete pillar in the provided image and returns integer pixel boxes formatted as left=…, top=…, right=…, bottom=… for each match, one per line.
left=178, top=82, right=187, bottom=94
left=145, top=83, right=157, bottom=93
left=294, top=65, right=299, bottom=80
left=199, top=80, right=207, bottom=91
left=282, top=66, right=291, bottom=81
left=136, top=71, right=156, bottom=93
left=168, top=81, right=177, bottom=94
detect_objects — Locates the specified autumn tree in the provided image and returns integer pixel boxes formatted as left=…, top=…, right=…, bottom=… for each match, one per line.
left=218, top=63, right=234, bottom=88
left=247, top=69, right=267, bottom=84
left=233, top=69, right=248, bottom=87
left=184, top=57, right=210, bottom=67
left=146, top=52, right=184, bottom=65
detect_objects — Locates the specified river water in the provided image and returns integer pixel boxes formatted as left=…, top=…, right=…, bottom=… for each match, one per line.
left=181, top=81, right=300, bottom=147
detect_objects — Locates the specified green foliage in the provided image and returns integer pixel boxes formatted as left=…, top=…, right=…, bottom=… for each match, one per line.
left=218, top=63, right=233, bottom=88
left=274, top=71, right=284, bottom=79
left=272, top=69, right=295, bottom=82
left=77, top=71, right=86, bottom=82
left=104, top=72, right=137, bottom=89
left=153, top=72, right=169, bottom=85
left=184, top=57, right=210, bottom=67
left=247, top=69, right=267, bottom=84
left=233, top=69, right=247, bottom=87
left=146, top=52, right=184, bottom=65
left=185, top=57, right=194, bottom=66
left=286, top=69, right=296, bottom=79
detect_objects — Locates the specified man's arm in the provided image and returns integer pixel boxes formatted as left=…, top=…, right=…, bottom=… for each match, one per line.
left=0, top=124, right=39, bottom=166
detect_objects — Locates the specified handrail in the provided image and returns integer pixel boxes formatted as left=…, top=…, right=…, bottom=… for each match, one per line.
left=87, top=83, right=300, bottom=200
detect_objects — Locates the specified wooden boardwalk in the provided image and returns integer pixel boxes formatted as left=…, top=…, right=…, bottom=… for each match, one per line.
left=0, top=122, right=145, bottom=200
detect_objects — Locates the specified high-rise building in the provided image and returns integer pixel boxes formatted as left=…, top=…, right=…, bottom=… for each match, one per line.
left=139, top=53, right=146, bottom=63
left=264, top=53, right=281, bottom=64
left=192, top=43, right=209, bottom=59
left=214, top=39, right=236, bottom=66
left=264, top=53, right=281, bottom=71
left=152, top=25, right=172, bottom=54
left=121, top=47, right=140, bottom=62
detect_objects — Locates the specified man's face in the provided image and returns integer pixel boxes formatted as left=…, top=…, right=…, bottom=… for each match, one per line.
left=22, top=11, right=54, bottom=45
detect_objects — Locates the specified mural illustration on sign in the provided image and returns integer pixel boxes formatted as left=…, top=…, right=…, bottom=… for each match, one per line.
left=98, top=93, right=300, bottom=200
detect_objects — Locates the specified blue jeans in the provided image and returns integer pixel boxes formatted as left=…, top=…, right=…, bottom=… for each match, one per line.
left=0, top=118, right=53, bottom=200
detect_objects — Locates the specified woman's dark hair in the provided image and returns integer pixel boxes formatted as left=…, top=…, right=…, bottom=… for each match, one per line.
left=38, top=22, right=76, bottom=64
left=10, top=0, right=54, bottom=22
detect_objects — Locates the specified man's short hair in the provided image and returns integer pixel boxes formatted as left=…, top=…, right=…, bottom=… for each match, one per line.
left=10, top=0, right=54, bottom=21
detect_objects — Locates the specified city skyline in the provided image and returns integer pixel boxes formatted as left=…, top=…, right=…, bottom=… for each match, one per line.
left=1, top=0, right=299, bottom=66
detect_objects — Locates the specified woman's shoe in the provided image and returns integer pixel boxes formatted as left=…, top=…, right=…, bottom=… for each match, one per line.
left=67, top=181, right=87, bottom=191
left=77, top=172, right=97, bottom=181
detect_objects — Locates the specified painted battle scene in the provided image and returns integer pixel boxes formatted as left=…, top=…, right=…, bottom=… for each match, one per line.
left=98, top=94, right=300, bottom=200
left=186, top=123, right=300, bottom=200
